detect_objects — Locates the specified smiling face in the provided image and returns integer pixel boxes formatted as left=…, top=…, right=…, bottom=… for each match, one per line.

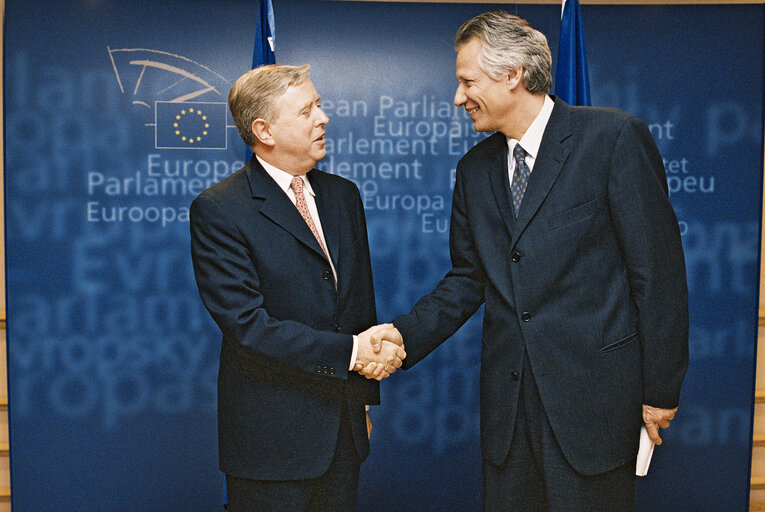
left=453, top=38, right=516, bottom=135
left=267, top=79, right=329, bottom=175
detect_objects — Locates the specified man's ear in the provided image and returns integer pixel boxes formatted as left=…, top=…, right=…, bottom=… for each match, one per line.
left=252, top=118, right=275, bottom=147
left=507, top=67, right=524, bottom=91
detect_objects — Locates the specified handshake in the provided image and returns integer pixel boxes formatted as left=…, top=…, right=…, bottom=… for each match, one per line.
left=353, top=323, right=406, bottom=381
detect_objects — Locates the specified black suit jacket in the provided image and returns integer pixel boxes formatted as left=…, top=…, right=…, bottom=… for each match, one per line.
left=190, top=156, right=378, bottom=480
left=395, top=97, right=688, bottom=475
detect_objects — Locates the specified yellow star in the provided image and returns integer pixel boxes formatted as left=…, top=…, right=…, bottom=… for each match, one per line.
left=202, top=115, right=207, bottom=120
left=175, top=130, right=180, bottom=135
left=181, top=110, right=186, bottom=115
left=181, top=136, right=187, bottom=141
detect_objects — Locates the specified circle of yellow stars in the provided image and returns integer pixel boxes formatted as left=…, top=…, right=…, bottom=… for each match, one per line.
left=173, top=107, right=210, bottom=145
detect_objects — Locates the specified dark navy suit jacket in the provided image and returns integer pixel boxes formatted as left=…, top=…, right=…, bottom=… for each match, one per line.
left=190, top=156, right=378, bottom=481
left=395, top=97, right=688, bottom=475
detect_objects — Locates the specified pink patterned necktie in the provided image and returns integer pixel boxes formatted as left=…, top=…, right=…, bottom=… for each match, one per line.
left=290, top=176, right=331, bottom=263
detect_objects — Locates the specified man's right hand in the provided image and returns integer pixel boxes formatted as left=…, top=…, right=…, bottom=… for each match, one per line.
left=367, top=323, right=404, bottom=352
left=354, top=324, right=406, bottom=380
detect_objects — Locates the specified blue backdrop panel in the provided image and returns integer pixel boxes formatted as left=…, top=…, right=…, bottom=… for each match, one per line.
left=3, top=1, right=256, bottom=509
left=3, top=1, right=764, bottom=511
left=584, top=9, right=765, bottom=510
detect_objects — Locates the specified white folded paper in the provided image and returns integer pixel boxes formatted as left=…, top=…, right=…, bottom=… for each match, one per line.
left=635, top=425, right=655, bottom=476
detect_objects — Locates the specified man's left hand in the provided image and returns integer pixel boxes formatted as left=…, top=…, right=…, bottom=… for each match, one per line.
left=642, top=404, right=678, bottom=445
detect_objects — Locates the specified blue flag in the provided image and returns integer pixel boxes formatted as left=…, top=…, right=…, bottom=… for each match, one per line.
left=156, top=101, right=227, bottom=149
left=253, top=0, right=276, bottom=68
left=242, top=0, right=276, bottom=163
left=555, top=0, right=591, bottom=106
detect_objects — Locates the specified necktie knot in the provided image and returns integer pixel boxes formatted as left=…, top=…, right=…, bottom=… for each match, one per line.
left=513, top=143, right=526, bottom=163
left=290, top=176, right=304, bottom=195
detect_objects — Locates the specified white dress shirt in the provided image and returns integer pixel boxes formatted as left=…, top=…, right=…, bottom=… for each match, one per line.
left=507, top=95, right=556, bottom=181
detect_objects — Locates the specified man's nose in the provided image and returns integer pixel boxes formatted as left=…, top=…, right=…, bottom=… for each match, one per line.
left=317, top=108, right=329, bottom=125
left=454, top=85, right=466, bottom=107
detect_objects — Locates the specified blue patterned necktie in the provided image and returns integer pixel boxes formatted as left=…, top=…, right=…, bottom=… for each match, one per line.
left=511, top=143, right=531, bottom=217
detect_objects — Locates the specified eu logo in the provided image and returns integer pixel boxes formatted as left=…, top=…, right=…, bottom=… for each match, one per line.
left=155, top=101, right=227, bottom=149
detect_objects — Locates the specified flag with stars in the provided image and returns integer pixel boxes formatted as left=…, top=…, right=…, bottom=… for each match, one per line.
left=155, top=101, right=227, bottom=149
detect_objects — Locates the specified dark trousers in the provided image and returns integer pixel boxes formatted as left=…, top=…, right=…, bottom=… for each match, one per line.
left=225, top=405, right=360, bottom=512
left=483, top=352, right=636, bottom=512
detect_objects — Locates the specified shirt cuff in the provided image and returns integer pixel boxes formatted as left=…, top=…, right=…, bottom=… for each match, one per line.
left=349, top=334, right=359, bottom=371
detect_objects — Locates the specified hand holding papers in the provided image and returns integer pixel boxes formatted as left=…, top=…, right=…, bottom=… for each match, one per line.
left=638, top=404, right=679, bottom=476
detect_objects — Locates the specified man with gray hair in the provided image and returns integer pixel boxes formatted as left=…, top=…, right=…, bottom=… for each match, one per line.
left=366, top=11, right=688, bottom=510
left=190, top=64, right=405, bottom=511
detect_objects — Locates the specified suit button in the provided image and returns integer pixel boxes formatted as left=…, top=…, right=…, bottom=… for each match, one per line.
left=322, top=270, right=331, bottom=280
left=334, top=323, right=340, bottom=332
left=511, top=372, right=519, bottom=381
left=329, top=368, right=335, bottom=375
left=511, top=251, right=521, bottom=262
left=521, top=312, right=531, bottom=322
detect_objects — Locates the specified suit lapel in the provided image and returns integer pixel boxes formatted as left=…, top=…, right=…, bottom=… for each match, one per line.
left=511, top=97, right=573, bottom=247
left=246, top=157, right=328, bottom=260
left=486, top=134, right=516, bottom=238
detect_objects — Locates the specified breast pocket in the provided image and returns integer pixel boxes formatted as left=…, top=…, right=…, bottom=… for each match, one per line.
left=546, top=198, right=601, bottom=232
left=600, top=332, right=639, bottom=353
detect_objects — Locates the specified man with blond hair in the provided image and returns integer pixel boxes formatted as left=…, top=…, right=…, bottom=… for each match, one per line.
left=190, top=64, right=405, bottom=511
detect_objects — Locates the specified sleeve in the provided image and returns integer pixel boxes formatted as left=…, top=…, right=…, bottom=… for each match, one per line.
left=394, top=162, right=486, bottom=368
left=349, top=336, right=359, bottom=371
left=607, top=117, right=689, bottom=408
left=189, top=193, right=353, bottom=380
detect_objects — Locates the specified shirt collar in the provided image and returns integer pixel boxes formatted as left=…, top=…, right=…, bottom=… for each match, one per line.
left=506, top=95, right=555, bottom=159
left=256, top=155, right=315, bottom=197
